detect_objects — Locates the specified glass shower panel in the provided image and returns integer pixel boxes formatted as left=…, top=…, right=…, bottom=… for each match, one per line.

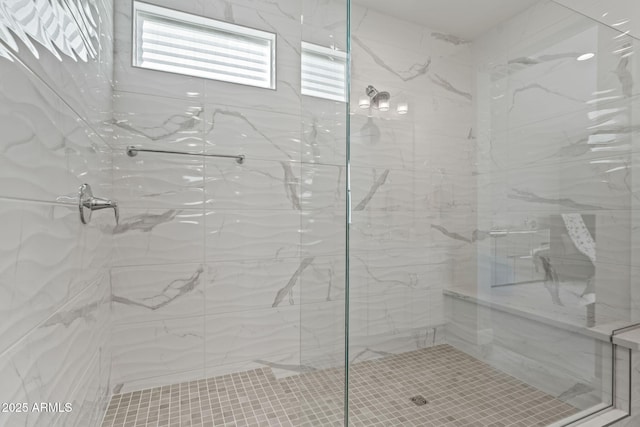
left=451, top=1, right=636, bottom=424
left=103, top=0, right=350, bottom=425
left=347, top=1, right=463, bottom=424
left=347, top=0, right=635, bottom=426
left=298, top=0, right=349, bottom=425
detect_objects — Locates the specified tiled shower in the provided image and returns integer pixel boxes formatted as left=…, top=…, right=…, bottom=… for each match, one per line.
left=2, top=0, right=640, bottom=426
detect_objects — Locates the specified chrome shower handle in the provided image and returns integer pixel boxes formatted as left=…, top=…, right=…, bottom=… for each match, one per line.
left=85, top=195, right=119, bottom=224
left=78, top=183, right=119, bottom=225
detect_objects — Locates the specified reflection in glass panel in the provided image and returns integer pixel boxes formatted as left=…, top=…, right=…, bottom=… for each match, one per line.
left=487, top=214, right=597, bottom=327
left=348, top=0, right=635, bottom=425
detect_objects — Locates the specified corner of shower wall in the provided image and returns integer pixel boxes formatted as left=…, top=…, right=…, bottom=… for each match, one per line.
left=444, top=0, right=640, bottom=422
left=0, top=0, right=115, bottom=425
left=542, top=3, right=640, bottom=425
left=347, top=2, right=475, bottom=366
left=297, top=0, right=349, bottom=373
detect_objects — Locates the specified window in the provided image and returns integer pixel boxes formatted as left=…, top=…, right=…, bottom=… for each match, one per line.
left=133, top=1, right=276, bottom=89
left=301, top=42, right=347, bottom=102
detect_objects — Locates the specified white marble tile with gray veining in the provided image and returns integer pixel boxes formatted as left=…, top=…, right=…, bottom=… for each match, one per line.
left=361, top=290, right=429, bottom=338
left=0, top=200, right=88, bottom=355
left=112, top=263, right=205, bottom=325
left=111, top=316, right=205, bottom=392
left=301, top=0, right=348, bottom=50
left=500, top=29, right=635, bottom=132
left=299, top=163, right=345, bottom=211
left=0, top=54, right=111, bottom=203
left=589, top=210, right=633, bottom=268
left=204, top=306, right=299, bottom=368
left=429, top=170, right=477, bottom=214
left=205, top=158, right=302, bottom=211
left=296, top=256, right=346, bottom=305
left=351, top=35, right=431, bottom=85
left=206, top=210, right=300, bottom=261
left=300, top=299, right=347, bottom=369
left=300, top=210, right=346, bottom=257
left=349, top=113, right=416, bottom=170
left=205, top=258, right=314, bottom=313
left=350, top=167, right=430, bottom=213
left=500, top=0, right=580, bottom=51
left=203, top=104, right=301, bottom=162
left=112, top=91, right=205, bottom=151
left=350, top=6, right=426, bottom=64
left=0, top=274, right=110, bottom=427
left=417, top=133, right=477, bottom=173
left=409, top=94, right=474, bottom=140
left=594, top=261, right=632, bottom=324
left=498, top=105, right=635, bottom=171
left=300, top=103, right=348, bottom=166
left=349, top=210, right=433, bottom=255
left=113, top=150, right=205, bottom=210
left=204, top=0, right=300, bottom=24
left=504, top=159, right=632, bottom=213
left=348, top=253, right=451, bottom=301
left=479, top=162, right=633, bottom=215
left=112, top=208, right=204, bottom=267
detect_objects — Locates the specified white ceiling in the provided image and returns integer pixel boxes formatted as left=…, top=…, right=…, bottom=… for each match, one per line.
left=354, top=0, right=542, bottom=40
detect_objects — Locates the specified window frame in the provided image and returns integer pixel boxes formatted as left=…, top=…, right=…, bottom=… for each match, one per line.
left=132, top=1, right=277, bottom=90
left=301, top=41, right=348, bottom=102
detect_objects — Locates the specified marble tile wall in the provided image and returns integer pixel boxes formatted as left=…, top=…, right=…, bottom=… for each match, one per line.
left=339, top=4, right=475, bottom=365
left=0, top=0, right=115, bottom=426
left=471, top=0, right=638, bottom=322
left=549, top=3, right=640, bottom=425
left=110, top=0, right=352, bottom=392
left=443, top=0, right=640, bottom=422
left=110, top=0, right=475, bottom=391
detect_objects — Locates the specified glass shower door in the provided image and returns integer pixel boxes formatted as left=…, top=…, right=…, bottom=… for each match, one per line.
left=345, top=0, right=636, bottom=426
left=297, top=0, right=350, bottom=425
left=469, top=3, right=636, bottom=423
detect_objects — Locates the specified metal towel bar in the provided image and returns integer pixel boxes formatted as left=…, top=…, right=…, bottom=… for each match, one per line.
left=126, top=145, right=245, bottom=164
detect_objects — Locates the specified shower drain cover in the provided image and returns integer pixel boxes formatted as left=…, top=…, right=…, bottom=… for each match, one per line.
left=410, top=395, right=428, bottom=406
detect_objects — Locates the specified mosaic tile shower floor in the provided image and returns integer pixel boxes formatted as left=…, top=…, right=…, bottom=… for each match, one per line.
left=101, top=345, right=579, bottom=427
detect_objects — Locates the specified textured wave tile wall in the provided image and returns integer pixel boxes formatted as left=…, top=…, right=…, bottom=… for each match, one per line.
left=109, top=0, right=319, bottom=393
left=0, top=275, right=111, bottom=426
left=0, top=0, right=114, bottom=137
left=0, top=0, right=114, bottom=425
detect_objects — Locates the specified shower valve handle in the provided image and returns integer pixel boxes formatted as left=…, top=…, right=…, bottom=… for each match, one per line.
left=78, top=183, right=119, bottom=225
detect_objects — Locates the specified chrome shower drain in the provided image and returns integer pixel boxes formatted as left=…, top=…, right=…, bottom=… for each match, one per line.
left=410, top=395, right=428, bottom=406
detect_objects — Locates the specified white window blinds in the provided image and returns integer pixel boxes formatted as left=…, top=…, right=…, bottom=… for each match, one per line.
left=133, top=2, right=276, bottom=89
left=301, top=42, right=347, bottom=102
